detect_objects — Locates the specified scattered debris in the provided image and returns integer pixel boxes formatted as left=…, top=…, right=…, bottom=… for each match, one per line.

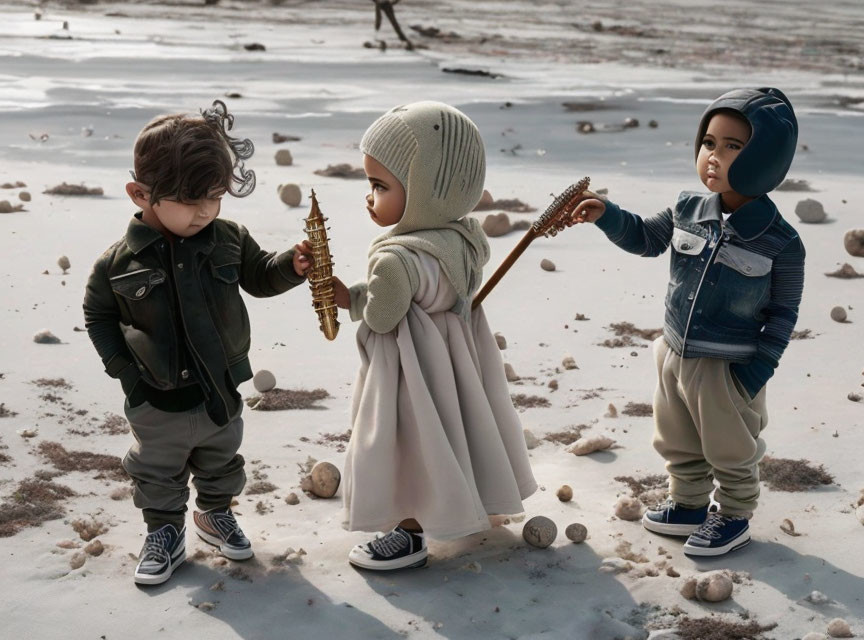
left=568, top=435, right=615, bottom=456
left=43, top=183, right=103, bottom=196
left=442, top=67, right=501, bottom=79
left=622, top=402, right=653, bottom=417
left=0, top=200, right=26, bottom=214
left=69, top=552, right=87, bottom=570
left=274, top=149, right=293, bottom=166
left=795, top=199, right=827, bottom=223
left=607, top=321, right=663, bottom=341
left=615, top=540, right=649, bottom=563
left=0, top=477, right=76, bottom=537
left=272, top=132, right=302, bottom=143
left=246, top=481, right=277, bottom=495
left=99, top=413, right=129, bottom=435
left=0, top=404, right=18, bottom=418
left=109, top=486, right=133, bottom=501
left=243, top=42, right=266, bottom=51
left=37, top=441, right=126, bottom=481
left=33, top=330, right=61, bottom=344
left=759, top=456, right=834, bottom=491
left=605, top=403, right=618, bottom=418
left=562, top=356, right=578, bottom=370
left=71, top=518, right=108, bottom=542
left=272, top=547, right=306, bottom=566
left=805, top=590, right=831, bottom=605
left=675, top=615, right=776, bottom=639
left=544, top=425, right=590, bottom=445
left=565, top=522, right=587, bottom=543
left=17, top=429, right=38, bottom=438
left=511, top=394, right=550, bottom=409
left=313, top=164, right=366, bottom=179
left=776, top=178, right=814, bottom=191
left=615, top=474, right=668, bottom=505
left=780, top=518, right=802, bottom=536
left=0, top=181, right=26, bottom=188
left=791, top=329, right=815, bottom=340
left=825, top=263, right=864, bottom=279
left=247, top=388, right=330, bottom=411
left=85, top=539, right=104, bottom=556
left=522, top=515, right=557, bottom=548
left=614, top=496, right=642, bottom=521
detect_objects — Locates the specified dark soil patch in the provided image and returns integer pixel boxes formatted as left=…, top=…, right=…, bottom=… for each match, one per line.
left=313, top=164, right=366, bottom=179
left=615, top=474, right=668, bottom=504
left=43, top=183, right=103, bottom=196
left=99, top=413, right=129, bottom=435
left=246, top=481, right=278, bottom=495
left=790, top=329, right=814, bottom=340
left=0, top=403, right=17, bottom=418
left=544, top=424, right=591, bottom=445
left=0, top=477, right=76, bottom=537
left=599, top=335, right=642, bottom=348
left=32, top=378, right=72, bottom=390
left=473, top=198, right=536, bottom=213
left=676, top=616, right=777, bottom=640
left=622, top=402, right=653, bottom=417
left=0, top=452, right=10, bottom=465
left=247, top=388, right=331, bottom=411
left=759, top=456, right=834, bottom=491
left=607, top=322, right=663, bottom=341
left=825, top=263, right=864, bottom=279
left=315, top=430, right=352, bottom=453
left=511, top=394, right=551, bottom=409
left=37, top=441, right=127, bottom=481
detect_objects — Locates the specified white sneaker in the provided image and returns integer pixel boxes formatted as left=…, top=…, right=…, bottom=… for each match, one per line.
left=348, top=526, right=428, bottom=571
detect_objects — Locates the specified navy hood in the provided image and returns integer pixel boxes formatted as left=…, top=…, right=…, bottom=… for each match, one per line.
left=695, top=87, right=798, bottom=197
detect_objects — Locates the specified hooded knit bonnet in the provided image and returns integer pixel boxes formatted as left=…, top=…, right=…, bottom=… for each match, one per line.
left=694, top=87, right=798, bottom=198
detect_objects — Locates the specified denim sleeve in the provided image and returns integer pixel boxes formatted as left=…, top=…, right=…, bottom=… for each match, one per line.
left=82, top=255, right=142, bottom=396
left=594, top=200, right=674, bottom=257
left=238, top=226, right=307, bottom=298
left=731, top=236, right=806, bottom=398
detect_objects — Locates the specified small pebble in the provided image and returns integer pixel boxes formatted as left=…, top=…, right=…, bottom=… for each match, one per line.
left=795, top=198, right=827, bottom=224
left=827, top=618, right=853, bottom=638
left=613, top=496, right=642, bottom=521
left=830, top=306, right=847, bottom=322
left=522, top=516, right=557, bottom=548
left=253, top=369, right=276, bottom=393
left=285, top=492, right=299, bottom=505
left=564, top=522, right=587, bottom=543
left=33, top=329, right=61, bottom=344
left=274, top=149, right=293, bottom=166
left=494, top=332, right=507, bottom=350
left=308, top=461, right=340, bottom=498
left=57, top=255, right=70, bottom=273
left=562, top=356, right=578, bottom=370
left=540, top=259, right=556, bottom=272
left=84, top=539, right=104, bottom=556
left=556, top=485, right=573, bottom=502
left=278, top=183, right=302, bottom=207
left=19, top=191, right=31, bottom=202
left=695, top=571, right=733, bottom=602
left=548, top=379, right=558, bottom=391
left=69, top=553, right=86, bottom=570
left=504, top=362, right=519, bottom=382
left=523, top=429, right=539, bottom=450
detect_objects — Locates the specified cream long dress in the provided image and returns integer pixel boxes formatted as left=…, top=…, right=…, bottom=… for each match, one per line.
left=343, top=250, right=537, bottom=540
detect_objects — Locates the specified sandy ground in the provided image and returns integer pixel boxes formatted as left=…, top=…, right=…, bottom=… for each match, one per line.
left=1, top=2, right=863, bottom=639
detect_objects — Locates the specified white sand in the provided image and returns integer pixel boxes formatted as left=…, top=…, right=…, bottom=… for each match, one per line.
left=1, top=2, right=863, bottom=638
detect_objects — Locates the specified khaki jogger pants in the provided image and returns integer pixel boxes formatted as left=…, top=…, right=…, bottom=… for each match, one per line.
left=122, top=401, right=246, bottom=518
left=652, top=337, right=768, bottom=518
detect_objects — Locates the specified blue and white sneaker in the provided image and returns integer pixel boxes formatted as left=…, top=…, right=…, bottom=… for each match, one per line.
left=683, top=513, right=750, bottom=557
left=134, top=524, right=186, bottom=585
left=348, top=526, right=427, bottom=571
left=193, top=508, right=253, bottom=560
left=642, top=499, right=710, bottom=536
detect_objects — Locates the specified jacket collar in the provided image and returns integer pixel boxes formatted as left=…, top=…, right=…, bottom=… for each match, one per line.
left=726, top=195, right=778, bottom=241
left=126, top=212, right=217, bottom=255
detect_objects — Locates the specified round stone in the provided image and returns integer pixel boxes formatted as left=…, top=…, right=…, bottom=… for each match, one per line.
left=309, top=461, right=341, bottom=498
left=830, top=306, right=847, bottom=322
left=522, top=516, right=557, bottom=548
left=540, top=259, right=556, bottom=272
left=278, top=183, right=302, bottom=207
left=844, top=229, right=864, bottom=258
left=19, top=191, right=31, bottom=202
left=695, top=571, right=733, bottom=602
left=564, top=522, right=587, bottom=543
left=795, top=198, right=826, bottom=224
left=274, top=149, right=293, bottom=166
left=556, top=485, right=573, bottom=502
left=253, top=369, right=276, bottom=392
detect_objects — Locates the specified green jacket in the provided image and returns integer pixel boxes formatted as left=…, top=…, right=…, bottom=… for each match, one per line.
left=83, top=213, right=305, bottom=425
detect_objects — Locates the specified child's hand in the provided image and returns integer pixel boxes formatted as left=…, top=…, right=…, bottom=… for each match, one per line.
left=331, top=276, right=350, bottom=309
left=569, top=191, right=607, bottom=225
left=292, top=240, right=314, bottom=277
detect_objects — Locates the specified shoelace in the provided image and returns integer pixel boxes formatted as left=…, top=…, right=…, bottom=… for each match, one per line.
left=210, top=511, right=244, bottom=539
left=369, top=529, right=409, bottom=557
left=652, top=497, right=677, bottom=511
left=692, top=514, right=734, bottom=540
left=141, top=529, right=172, bottom=562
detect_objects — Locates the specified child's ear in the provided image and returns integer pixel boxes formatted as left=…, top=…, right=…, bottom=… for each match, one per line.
left=125, top=182, right=148, bottom=207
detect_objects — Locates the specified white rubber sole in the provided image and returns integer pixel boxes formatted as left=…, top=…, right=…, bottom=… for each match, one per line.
left=195, top=526, right=253, bottom=560
left=683, top=529, right=751, bottom=557
left=348, top=546, right=428, bottom=571
left=134, top=549, right=186, bottom=585
left=641, top=512, right=702, bottom=537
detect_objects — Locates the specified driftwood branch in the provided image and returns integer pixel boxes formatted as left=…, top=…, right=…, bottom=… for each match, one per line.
left=371, top=0, right=413, bottom=50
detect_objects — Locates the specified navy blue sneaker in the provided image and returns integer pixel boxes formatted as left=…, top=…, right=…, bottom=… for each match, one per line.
left=134, top=524, right=186, bottom=585
left=683, top=513, right=750, bottom=557
left=348, top=526, right=427, bottom=571
left=193, top=508, right=253, bottom=560
left=642, top=499, right=710, bottom=536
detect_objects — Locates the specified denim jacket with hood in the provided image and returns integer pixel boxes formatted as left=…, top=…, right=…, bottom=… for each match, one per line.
left=595, top=88, right=805, bottom=399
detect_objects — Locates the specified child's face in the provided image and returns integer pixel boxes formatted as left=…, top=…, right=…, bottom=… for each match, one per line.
left=363, top=154, right=405, bottom=227
left=696, top=112, right=751, bottom=196
left=127, top=181, right=224, bottom=238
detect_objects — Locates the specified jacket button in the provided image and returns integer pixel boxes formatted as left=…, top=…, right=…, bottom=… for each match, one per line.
left=681, top=243, right=690, bottom=250
left=181, top=369, right=190, bottom=380
left=687, top=293, right=695, bottom=301
left=745, top=266, right=752, bottom=272
left=135, top=287, right=146, bottom=298
left=177, top=263, right=184, bottom=270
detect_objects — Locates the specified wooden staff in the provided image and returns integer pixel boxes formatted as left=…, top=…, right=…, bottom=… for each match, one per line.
left=472, top=177, right=591, bottom=310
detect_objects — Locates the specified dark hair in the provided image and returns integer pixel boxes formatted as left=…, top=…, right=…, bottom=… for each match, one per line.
left=133, top=100, right=255, bottom=205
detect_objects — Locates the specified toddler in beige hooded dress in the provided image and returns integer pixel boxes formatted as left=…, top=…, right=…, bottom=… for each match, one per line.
left=336, top=101, right=537, bottom=571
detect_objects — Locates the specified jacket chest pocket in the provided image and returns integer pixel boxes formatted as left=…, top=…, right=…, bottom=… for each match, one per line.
left=209, top=245, right=241, bottom=285
left=110, top=268, right=169, bottom=324
left=711, top=244, right=773, bottom=325
left=204, top=245, right=250, bottom=359
left=671, top=228, right=708, bottom=256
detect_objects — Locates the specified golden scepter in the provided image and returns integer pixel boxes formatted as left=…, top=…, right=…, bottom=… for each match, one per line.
left=304, top=190, right=339, bottom=340
left=472, top=177, right=591, bottom=310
